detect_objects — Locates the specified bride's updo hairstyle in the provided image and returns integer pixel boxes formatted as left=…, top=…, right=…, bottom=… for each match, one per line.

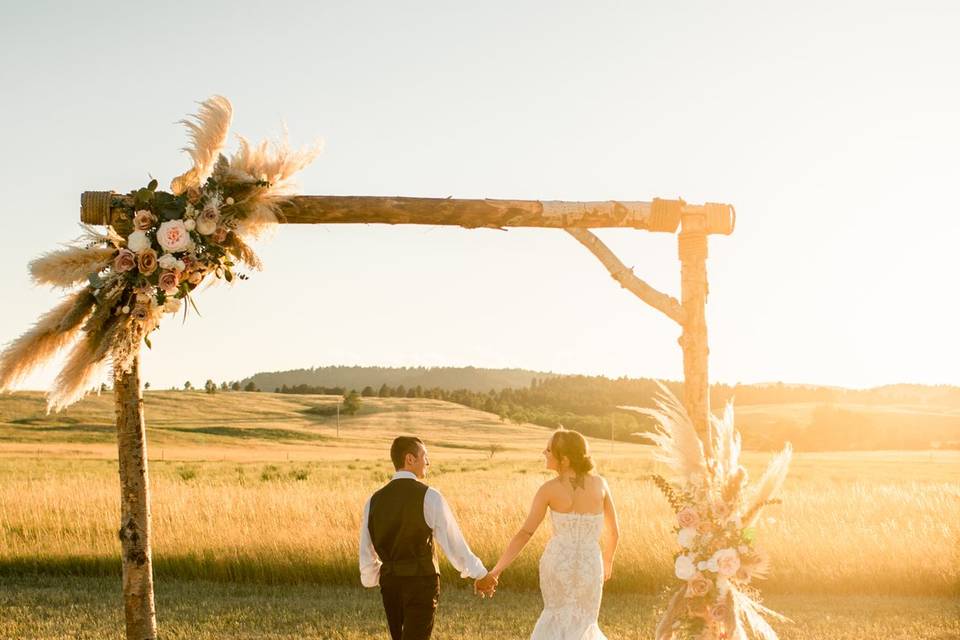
left=551, top=428, right=595, bottom=477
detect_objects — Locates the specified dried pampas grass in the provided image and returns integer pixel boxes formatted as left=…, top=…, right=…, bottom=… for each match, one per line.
left=730, top=586, right=792, bottom=640
left=229, top=131, right=321, bottom=196
left=223, top=132, right=322, bottom=238
left=46, top=322, right=114, bottom=413
left=709, top=400, right=743, bottom=487
left=744, top=444, right=793, bottom=527
left=0, top=288, right=95, bottom=391
left=170, top=95, right=234, bottom=195
left=228, top=235, right=263, bottom=270
left=620, top=383, right=707, bottom=481
left=29, top=246, right=115, bottom=288
left=654, top=586, right=685, bottom=640
left=45, top=279, right=127, bottom=412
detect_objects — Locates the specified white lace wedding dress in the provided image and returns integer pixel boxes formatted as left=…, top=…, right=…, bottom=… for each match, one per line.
left=530, top=509, right=607, bottom=640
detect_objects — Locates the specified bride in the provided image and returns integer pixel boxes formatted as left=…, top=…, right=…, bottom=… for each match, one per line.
left=489, top=428, right=620, bottom=640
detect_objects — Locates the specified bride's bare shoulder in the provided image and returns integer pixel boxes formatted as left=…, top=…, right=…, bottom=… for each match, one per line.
left=537, top=477, right=564, bottom=496
left=593, top=474, right=611, bottom=492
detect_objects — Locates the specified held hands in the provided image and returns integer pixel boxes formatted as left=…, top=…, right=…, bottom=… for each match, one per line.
left=474, top=572, right=499, bottom=598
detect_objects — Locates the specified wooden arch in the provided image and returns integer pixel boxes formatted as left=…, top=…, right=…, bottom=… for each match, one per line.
left=79, top=190, right=735, bottom=638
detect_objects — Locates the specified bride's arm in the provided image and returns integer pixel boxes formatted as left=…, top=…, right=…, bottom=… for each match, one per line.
left=601, top=477, right=620, bottom=581
left=489, top=483, right=550, bottom=578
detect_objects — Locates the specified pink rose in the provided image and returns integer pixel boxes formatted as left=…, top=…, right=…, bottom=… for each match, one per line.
left=211, top=226, right=229, bottom=243
left=130, top=303, right=150, bottom=322
left=133, top=210, right=157, bottom=231
left=114, top=249, right=136, bottom=273
left=158, top=270, right=179, bottom=294
left=157, top=220, right=191, bottom=253
left=714, top=548, right=741, bottom=578
left=137, top=248, right=158, bottom=276
left=709, top=603, right=728, bottom=622
left=188, top=270, right=204, bottom=285
left=197, top=205, right=220, bottom=235
left=678, top=507, right=700, bottom=529
left=686, top=572, right=712, bottom=597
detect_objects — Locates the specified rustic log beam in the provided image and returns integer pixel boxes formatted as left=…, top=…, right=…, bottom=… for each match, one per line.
left=113, top=358, right=157, bottom=640
left=81, top=192, right=735, bottom=234
left=274, top=196, right=680, bottom=229
left=565, top=228, right=683, bottom=324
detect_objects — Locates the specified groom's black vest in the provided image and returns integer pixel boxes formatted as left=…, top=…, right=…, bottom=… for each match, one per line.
left=369, top=478, right=440, bottom=578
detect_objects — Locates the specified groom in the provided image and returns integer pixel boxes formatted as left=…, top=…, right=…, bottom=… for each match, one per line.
left=359, top=436, right=497, bottom=640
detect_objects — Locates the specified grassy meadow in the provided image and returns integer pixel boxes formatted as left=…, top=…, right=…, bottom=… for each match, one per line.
left=0, top=390, right=958, bottom=638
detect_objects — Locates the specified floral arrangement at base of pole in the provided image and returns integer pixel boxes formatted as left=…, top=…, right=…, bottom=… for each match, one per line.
left=0, top=96, right=319, bottom=411
left=621, top=384, right=793, bottom=640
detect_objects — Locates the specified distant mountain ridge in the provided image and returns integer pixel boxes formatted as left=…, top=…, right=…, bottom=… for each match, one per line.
left=242, top=366, right=960, bottom=406
left=243, top=366, right=558, bottom=394
left=230, top=366, right=958, bottom=451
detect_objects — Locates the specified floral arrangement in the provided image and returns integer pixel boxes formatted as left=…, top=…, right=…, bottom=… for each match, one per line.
left=0, top=96, right=319, bottom=411
left=622, top=386, right=793, bottom=640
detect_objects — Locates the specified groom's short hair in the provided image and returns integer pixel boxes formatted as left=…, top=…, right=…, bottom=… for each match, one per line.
left=391, top=436, right=423, bottom=470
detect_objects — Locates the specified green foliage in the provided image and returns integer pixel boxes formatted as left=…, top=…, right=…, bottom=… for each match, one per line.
left=176, top=465, right=198, bottom=481
left=260, top=465, right=281, bottom=482
left=342, top=390, right=362, bottom=416
left=289, top=467, right=310, bottom=481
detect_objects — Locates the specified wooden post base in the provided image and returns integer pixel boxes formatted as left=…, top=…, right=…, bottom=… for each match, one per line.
left=114, top=357, right=157, bottom=640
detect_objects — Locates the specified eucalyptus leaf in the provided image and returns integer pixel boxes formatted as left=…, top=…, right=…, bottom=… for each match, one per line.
left=134, top=188, right=154, bottom=205
left=153, top=191, right=187, bottom=221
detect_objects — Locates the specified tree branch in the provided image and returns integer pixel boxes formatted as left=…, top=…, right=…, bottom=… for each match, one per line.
left=565, top=227, right=683, bottom=324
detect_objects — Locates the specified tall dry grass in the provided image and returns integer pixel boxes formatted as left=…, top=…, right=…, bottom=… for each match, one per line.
left=1, top=452, right=957, bottom=595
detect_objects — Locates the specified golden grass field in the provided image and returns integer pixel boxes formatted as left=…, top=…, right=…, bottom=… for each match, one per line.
left=0, top=391, right=958, bottom=638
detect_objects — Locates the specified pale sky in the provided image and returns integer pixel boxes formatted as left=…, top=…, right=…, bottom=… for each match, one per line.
left=1, top=1, right=958, bottom=391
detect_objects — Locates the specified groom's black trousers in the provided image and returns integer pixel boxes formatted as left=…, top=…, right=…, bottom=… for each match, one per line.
left=379, top=574, right=440, bottom=640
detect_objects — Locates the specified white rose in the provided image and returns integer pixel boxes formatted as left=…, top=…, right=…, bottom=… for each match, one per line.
left=196, top=217, right=217, bottom=235
left=158, top=254, right=179, bottom=271
left=127, top=231, right=151, bottom=253
left=674, top=554, right=697, bottom=580
left=163, top=298, right=182, bottom=313
left=706, top=557, right=720, bottom=573
left=697, top=560, right=708, bottom=571
left=176, top=259, right=186, bottom=271
left=156, top=220, right=191, bottom=253
left=714, top=548, right=741, bottom=577
left=184, top=219, right=196, bottom=231
left=678, top=527, right=697, bottom=549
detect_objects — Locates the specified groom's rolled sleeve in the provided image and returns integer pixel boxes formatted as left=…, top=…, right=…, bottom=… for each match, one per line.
left=424, top=488, right=487, bottom=580
left=358, top=498, right=382, bottom=587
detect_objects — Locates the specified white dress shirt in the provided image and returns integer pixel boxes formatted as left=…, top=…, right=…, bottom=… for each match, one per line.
left=359, top=470, right=488, bottom=587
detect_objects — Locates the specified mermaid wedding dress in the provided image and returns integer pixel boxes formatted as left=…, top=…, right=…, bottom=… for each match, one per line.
left=529, top=509, right=607, bottom=640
